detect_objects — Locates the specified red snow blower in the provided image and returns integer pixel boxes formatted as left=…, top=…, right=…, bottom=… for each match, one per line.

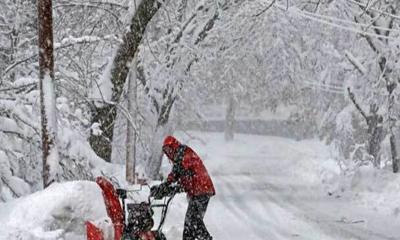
left=86, top=176, right=179, bottom=240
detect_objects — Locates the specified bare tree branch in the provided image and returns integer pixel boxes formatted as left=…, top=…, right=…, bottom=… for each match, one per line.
left=347, top=87, right=368, bottom=121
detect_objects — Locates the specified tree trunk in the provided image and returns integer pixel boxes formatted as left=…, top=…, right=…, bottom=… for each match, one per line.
left=367, top=117, right=383, bottom=167
left=390, top=135, right=399, bottom=173
left=388, top=81, right=399, bottom=173
left=365, top=104, right=384, bottom=167
left=146, top=126, right=171, bottom=180
left=9, top=28, right=18, bottom=81
left=90, top=0, right=162, bottom=161
left=38, top=0, right=59, bottom=188
left=225, top=94, right=236, bottom=141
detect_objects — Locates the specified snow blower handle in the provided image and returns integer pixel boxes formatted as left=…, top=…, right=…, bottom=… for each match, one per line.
left=148, top=186, right=178, bottom=233
left=149, top=182, right=170, bottom=200
left=116, top=188, right=128, bottom=225
left=149, top=182, right=183, bottom=201
left=116, top=188, right=127, bottom=200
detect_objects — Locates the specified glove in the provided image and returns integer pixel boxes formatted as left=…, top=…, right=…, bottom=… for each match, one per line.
left=150, top=182, right=170, bottom=199
left=150, top=185, right=158, bottom=197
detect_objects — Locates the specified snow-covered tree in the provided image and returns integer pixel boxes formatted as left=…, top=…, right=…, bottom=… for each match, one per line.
left=348, top=0, right=400, bottom=172
left=89, top=0, right=163, bottom=162
left=0, top=0, right=121, bottom=200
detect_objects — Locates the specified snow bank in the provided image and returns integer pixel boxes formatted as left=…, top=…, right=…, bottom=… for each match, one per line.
left=0, top=181, right=107, bottom=240
left=346, top=165, right=400, bottom=216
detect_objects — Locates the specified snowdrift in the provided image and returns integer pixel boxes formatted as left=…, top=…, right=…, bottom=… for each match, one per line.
left=346, top=164, right=400, bottom=216
left=0, top=181, right=107, bottom=240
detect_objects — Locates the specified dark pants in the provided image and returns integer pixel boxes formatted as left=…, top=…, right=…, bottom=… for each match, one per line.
left=183, top=195, right=213, bottom=240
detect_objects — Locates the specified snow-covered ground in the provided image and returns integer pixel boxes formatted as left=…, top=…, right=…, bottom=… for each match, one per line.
left=1, top=132, right=400, bottom=239
left=0, top=181, right=107, bottom=240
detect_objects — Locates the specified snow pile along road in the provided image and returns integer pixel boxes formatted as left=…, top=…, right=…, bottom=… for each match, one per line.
left=0, top=181, right=107, bottom=240
left=346, top=164, right=400, bottom=216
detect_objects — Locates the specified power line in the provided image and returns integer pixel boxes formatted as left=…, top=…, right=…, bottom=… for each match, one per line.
left=344, top=0, right=400, bottom=21
left=274, top=4, right=400, bottom=41
left=300, top=8, right=400, bottom=35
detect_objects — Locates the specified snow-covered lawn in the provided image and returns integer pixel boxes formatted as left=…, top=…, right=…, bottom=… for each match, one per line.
left=1, top=132, right=399, bottom=239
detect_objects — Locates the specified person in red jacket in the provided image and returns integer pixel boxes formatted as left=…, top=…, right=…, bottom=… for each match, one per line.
left=151, top=135, right=215, bottom=240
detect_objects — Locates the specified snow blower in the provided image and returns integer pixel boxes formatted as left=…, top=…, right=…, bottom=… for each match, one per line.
left=86, top=176, right=178, bottom=240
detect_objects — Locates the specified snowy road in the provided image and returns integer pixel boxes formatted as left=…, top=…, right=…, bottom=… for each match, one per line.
left=208, top=174, right=397, bottom=240
left=163, top=133, right=399, bottom=240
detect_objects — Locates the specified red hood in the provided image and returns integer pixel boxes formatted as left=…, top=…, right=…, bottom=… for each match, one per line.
left=163, top=136, right=181, bottom=161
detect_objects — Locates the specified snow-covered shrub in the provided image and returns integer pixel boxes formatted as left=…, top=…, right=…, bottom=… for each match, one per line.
left=0, top=77, right=110, bottom=201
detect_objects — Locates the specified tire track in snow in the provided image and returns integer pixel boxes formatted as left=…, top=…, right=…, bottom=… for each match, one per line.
left=211, top=176, right=267, bottom=239
left=248, top=173, right=397, bottom=240
left=215, top=175, right=296, bottom=239
left=215, top=170, right=397, bottom=240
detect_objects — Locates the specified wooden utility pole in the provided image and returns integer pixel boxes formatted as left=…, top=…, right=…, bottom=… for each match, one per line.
left=38, top=0, right=59, bottom=187
left=125, top=70, right=135, bottom=184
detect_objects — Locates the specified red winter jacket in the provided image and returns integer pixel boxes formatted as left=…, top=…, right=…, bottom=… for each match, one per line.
left=163, top=136, right=215, bottom=198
